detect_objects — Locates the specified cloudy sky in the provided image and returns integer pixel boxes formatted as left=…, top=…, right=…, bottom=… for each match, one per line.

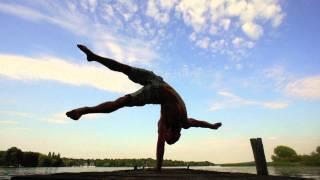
left=0, top=0, right=319, bottom=163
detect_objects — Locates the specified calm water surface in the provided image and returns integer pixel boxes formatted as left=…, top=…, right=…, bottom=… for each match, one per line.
left=192, top=166, right=320, bottom=180
left=0, top=166, right=319, bottom=180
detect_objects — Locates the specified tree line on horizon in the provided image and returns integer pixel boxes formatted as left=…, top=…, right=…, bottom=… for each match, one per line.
left=2, top=145, right=318, bottom=168
left=0, top=147, right=64, bottom=167
left=0, top=147, right=214, bottom=167
left=271, top=145, right=320, bottom=166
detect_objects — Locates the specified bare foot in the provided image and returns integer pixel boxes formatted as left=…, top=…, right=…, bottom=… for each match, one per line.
left=66, top=107, right=88, bottom=120
left=211, top=122, right=222, bottom=129
left=77, top=44, right=95, bottom=61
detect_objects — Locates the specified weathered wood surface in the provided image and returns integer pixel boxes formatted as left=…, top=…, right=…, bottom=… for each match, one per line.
left=251, top=138, right=269, bottom=176
left=12, top=168, right=311, bottom=180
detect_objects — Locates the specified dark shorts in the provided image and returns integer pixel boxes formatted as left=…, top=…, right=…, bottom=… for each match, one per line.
left=126, top=67, right=164, bottom=106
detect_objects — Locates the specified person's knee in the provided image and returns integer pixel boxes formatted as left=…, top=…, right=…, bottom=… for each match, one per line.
left=114, top=95, right=131, bottom=106
left=181, top=121, right=191, bottom=129
left=182, top=118, right=198, bottom=129
left=122, top=94, right=145, bottom=107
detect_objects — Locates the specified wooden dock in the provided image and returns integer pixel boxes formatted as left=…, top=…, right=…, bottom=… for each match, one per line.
left=11, top=168, right=311, bottom=180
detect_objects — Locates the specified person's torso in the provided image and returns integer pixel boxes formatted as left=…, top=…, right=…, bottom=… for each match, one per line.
left=159, top=83, right=187, bottom=128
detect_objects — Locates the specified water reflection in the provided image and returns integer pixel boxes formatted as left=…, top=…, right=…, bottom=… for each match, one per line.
left=270, top=166, right=320, bottom=179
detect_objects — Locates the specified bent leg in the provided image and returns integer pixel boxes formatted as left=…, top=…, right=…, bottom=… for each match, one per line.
left=66, top=95, right=131, bottom=120
left=183, top=118, right=222, bottom=129
left=66, top=84, right=162, bottom=120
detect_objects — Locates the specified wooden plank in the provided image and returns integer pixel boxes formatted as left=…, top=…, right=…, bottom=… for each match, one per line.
left=12, top=168, right=307, bottom=180
left=250, top=138, right=268, bottom=176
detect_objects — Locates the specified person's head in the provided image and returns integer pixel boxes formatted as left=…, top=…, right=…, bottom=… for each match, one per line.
left=165, top=127, right=181, bottom=145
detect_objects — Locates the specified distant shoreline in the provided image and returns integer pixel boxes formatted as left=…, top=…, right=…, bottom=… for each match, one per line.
left=218, top=161, right=320, bottom=167
left=0, top=147, right=214, bottom=168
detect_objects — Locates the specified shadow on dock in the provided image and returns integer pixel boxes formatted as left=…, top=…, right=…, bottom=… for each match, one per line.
left=11, top=168, right=312, bottom=180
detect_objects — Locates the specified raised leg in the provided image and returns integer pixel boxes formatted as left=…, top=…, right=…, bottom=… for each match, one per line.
left=183, top=118, right=222, bottom=129
left=77, top=44, right=132, bottom=74
left=77, top=44, right=161, bottom=86
left=66, top=95, right=131, bottom=120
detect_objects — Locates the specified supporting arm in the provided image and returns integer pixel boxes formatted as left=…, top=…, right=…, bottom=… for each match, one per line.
left=156, top=133, right=165, bottom=171
left=156, top=120, right=166, bottom=171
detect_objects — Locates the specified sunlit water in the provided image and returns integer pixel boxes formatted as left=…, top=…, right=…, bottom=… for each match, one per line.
left=0, top=166, right=319, bottom=180
left=192, top=166, right=320, bottom=180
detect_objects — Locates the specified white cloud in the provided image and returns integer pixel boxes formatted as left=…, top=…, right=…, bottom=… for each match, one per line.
left=211, top=39, right=226, bottom=48
left=0, top=0, right=285, bottom=62
left=242, top=21, right=264, bottom=40
left=0, top=110, right=33, bottom=118
left=0, top=2, right=158, bottom=65
left=0, top=2, right=92, bottom=36
left=146, top=0, right=170, bottom=23
left=219, top=18, right=231, bottom=31
left=92, top=34, right=157, bottom=64
left=210, top=91, right=288, bottom=111
left=173, top=0, right=284, bottom=56
left=114, top=0, right=138, bottom=21
left=46, top=112, right=100, bottom=124
left=232, top=37, right=244, bottom=47
left=79, top=0, right=97, bottom=13
left=262, top=102, right=288, bottom=109
left=189, top=32, right=197, bottom=41
left=226, top=0, right=247, bottom=17
left=235, top=63, right=243, bottom=70
left=209, top=25, right=218, bottom=35
left=264, top=66, right=320, bottom=101
left=159, top=0, right=178, bottom=10
left=0, top=3, right=45, bottom=21
left=176, top=0, right=208, bottom=32
left=217, top=91, right=233, bottom=97
left=232, top=37, right=255, bottom=49
left=46, top=113, right=71, bottom=124
left=0, top=120, right=17, bottom=125
left=285, top=75, right=320, bottom=100
left=130, top=19, right=147, bottom=36
left=272, top=13, right=284, bottom=27
left=0, top=54, right=140, bottom=93
left=179, top=64, right=206, bottom=81
left=100, top=4, right=121, bottom=28
left=263, top=65, right=292, bottom=90
left=196, top=37, right=210, bottom=49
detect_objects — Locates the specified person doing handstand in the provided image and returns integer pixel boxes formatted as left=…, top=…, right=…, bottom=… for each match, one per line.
left=66, top=44, right=222, bottom=170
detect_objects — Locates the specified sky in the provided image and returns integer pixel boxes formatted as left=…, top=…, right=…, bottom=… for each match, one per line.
left=0, top=0, right=319, bottom=164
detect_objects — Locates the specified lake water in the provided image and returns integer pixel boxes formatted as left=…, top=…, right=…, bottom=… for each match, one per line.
left=0, top=166, right=319, bottom=180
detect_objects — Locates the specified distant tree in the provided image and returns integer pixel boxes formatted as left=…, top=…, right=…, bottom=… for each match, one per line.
left=50, top=152, right=64, bottom=167
left=0, top=151, right=5, bottom=166
left=51, top=156, right=64, bottom=167
left=22, top=152, right=40, bottom=167
left=38, top=154, right=51, bottom=167
left=304, top=146, right=320, bottom=166
left=272, top=145, right=299, bottom=162
left=4, top=147, right=23, bottom=167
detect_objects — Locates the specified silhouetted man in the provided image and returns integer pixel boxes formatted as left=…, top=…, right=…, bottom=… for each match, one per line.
left=66, top=44, right=222, bottom=170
